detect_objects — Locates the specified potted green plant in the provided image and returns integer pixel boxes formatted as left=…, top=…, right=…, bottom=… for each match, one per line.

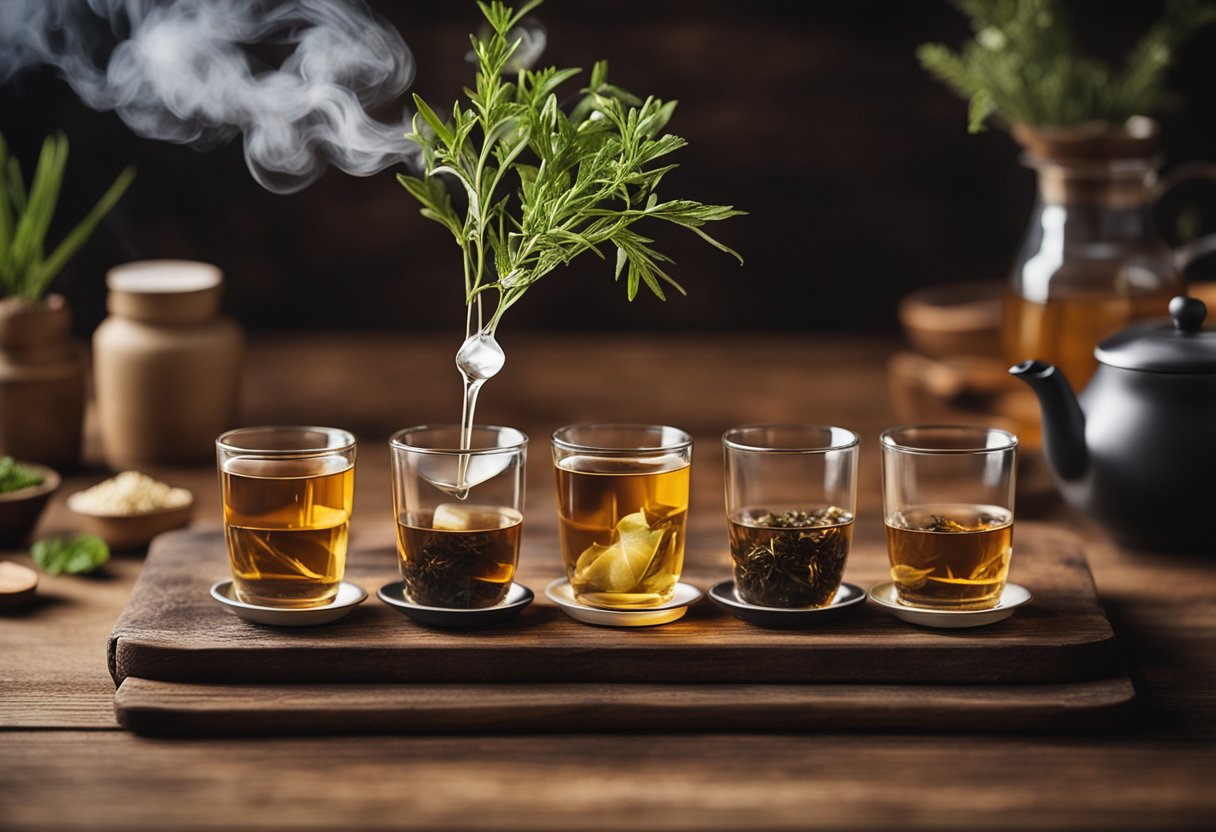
left=918, top=0, right=1216, bottom=387
left=0, top=132, right=134, bottom=467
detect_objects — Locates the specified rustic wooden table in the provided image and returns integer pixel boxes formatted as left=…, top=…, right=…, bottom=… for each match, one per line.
left=3, top=332, right=1215, bottom=830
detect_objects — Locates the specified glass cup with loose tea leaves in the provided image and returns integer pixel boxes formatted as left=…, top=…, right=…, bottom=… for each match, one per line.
left=880, top=425, right=1017, bottom=610
left=723, top=425, right=859, bottom=608
left=217, top=426, right=356, bottom=608
left=553, top=424, right=691, bottom=609
left=390, top=425, right=527, bottom=609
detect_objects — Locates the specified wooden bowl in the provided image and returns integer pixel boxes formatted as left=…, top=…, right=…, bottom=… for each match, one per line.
left=68, top=499, right=194, bottom=551
left=898, top=281, right=1004, bottom=358
left=0, top=462, right=60, bottom=547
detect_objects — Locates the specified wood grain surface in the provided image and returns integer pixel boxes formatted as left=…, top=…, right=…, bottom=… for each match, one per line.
left=107, top=524, right=1119, bottom=688
left=4, top=332, right=1215, bottom=830
left=113, top=676, right=1135, bottom=735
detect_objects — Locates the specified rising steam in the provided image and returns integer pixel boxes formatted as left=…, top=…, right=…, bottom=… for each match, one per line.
left=0, top=0, right=419, bottom=193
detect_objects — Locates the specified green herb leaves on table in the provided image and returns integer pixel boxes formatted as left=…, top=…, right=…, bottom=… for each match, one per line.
left=918, top=0, right=1216, bottom=133
left=0, top=132, right=135, bottom=302
left=32, top=534, right=110, bottom=576
left=0, top=456, right=43, bottom=493
left=399, top=0, right=744, bottom=336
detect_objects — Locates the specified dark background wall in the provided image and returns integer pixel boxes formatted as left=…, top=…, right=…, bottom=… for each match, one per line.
left=2, top=0, right=1214, bottom=336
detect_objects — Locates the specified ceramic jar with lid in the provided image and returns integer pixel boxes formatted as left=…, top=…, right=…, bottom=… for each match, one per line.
left=94, top=260, right=243, bottom=467
left=0, top=294, right=86, bottom=468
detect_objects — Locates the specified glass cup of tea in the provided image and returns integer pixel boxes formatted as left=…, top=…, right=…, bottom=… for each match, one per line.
left=552, top=424, right=692, bottom=609
left=389, top=425, right=527, bottom=609
left=216, top=426, right=357, bottom=608
left=723, top=424, right=859, bottom=608
left=879, top=425, right=1017, bottom=610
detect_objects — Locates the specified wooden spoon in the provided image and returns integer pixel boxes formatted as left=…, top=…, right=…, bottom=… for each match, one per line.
left=0, top=561, right=38, bottom=606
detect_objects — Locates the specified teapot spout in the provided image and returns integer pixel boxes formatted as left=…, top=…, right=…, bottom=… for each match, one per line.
left=1009, top=360, right=1088, bottom=481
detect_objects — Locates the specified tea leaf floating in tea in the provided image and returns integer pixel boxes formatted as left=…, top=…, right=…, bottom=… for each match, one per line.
left=728, top=507, right=854, bottom=608
left=573, top=507, right=681, bottom=602
left=885, top=504, right=1013, bottom=608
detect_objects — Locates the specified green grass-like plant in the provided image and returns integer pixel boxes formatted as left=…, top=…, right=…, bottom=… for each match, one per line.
left=919, top=0, right=1216, bottom=133
left=399, top=0, right=743, bottom=337
left=0, top=132, right=135, bottom=302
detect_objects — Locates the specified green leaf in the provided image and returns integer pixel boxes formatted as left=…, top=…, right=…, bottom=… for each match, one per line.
left=411, top=93, right=455, bottom=149
left=32, top=165, right=135, bottom=299
left=31, top=534, right=110, bottom=576
left=967, top=88, right=995, bottom=133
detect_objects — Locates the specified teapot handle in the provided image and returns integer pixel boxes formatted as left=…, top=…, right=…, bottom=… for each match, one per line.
left=1152, top=162, right=1216, bottom=281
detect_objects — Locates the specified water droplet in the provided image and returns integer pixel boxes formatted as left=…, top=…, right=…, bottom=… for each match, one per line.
left=456, top=329, right=505, bottom=381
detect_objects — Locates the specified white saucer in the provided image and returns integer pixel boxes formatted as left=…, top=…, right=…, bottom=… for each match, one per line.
left=210, top=580, right=368, bottom=626
left=709, top=580, right=866, bottom=628
left=544, top=579, right=702, bottom=627
left=867, top=581, right=1032, bottom=629
left=378, top=581, right=533, bottom=628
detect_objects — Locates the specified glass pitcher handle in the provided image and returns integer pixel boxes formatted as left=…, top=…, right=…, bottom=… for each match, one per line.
left=1152, top=162, right=1216, bottom=281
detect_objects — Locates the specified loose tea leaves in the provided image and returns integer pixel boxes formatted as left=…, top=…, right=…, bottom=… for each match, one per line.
left=728, top=507, right=853, bottom=608
left=397, top=507, right=521, bottom=609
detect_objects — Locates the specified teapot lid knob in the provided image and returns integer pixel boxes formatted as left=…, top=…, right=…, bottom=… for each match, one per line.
left=1170, top=295, right=1207, bottom=333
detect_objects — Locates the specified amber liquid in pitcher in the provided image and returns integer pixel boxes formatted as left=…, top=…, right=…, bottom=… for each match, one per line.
left=396, top=505, right=522, bottom=608
left=885, top=503, right=1012, bottom=609
left=556, top=454, right=688, bottom=608
left=222, top=456, right=354, bottom=607
left=1002, top=287, right=1173, bottom=389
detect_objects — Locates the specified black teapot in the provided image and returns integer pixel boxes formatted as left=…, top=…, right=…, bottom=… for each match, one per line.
left=1010, top=296, right=1216, bottom=551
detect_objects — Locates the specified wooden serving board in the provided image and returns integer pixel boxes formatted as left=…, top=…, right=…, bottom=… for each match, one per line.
left=107, top=524, right=1133, bottom=734
left=113, top=677, right=1133, bottom=736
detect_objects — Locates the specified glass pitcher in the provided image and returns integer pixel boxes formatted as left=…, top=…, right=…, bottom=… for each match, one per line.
left=1002, top=118, right=1181, bottom=389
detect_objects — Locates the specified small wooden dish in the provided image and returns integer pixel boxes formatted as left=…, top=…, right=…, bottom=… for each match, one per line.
left=0, top=462, right=60, bottom=548
left=898, top=280, right=1004, bottom=358
left=0, top=561, right=39, bottom=606
left=68, top=498, right=194, bottom=551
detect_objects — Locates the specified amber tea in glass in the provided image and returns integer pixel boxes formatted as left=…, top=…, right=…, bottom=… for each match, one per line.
left=396, top=505, right=522, bottom=607
left=723, top=425, right=859, bottom=608
left=885, top=503, right=1012, bottom=608
left=217, top=426, right=356, bottom=608
left=390, top=425, right=527, bottom=609
left=880, top=426, right=1017, bottom=610
left=553, top=425, right=691, bottom=609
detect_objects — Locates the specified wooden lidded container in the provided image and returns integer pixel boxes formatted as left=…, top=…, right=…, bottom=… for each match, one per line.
left=94, top=261, right=243, bottom=466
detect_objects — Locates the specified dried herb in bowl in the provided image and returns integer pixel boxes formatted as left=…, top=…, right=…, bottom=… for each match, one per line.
left=727, top=507, right=854, bottom=608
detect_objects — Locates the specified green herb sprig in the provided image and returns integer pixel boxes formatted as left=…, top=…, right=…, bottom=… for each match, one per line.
left=918, top=0, right=1216, bottom=133
left=399, top=0, right=743, bottom=337
left=31, top=534, right=110, bottom=576
left=0, top=132, right=135, bottom=302
left=0, top=456, right=44, bottom=493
